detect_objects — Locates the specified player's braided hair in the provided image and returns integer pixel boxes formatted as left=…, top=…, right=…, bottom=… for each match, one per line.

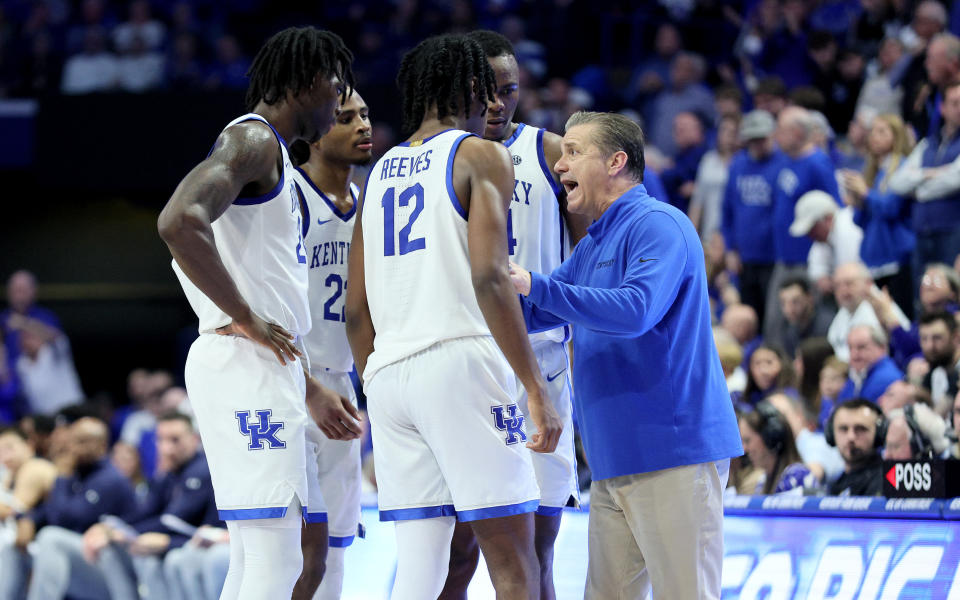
left=396, top=34, right=496, bottom=135
left=245, top=27, right=354, bottom=111
left=465, top=30, right=515, bottom=59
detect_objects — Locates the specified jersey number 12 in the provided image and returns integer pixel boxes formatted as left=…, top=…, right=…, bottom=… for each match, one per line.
left=382, top=183, right=426, bottom=256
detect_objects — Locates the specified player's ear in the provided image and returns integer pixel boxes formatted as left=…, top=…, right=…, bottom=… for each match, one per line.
left=607, top=150, right=629, bottom=177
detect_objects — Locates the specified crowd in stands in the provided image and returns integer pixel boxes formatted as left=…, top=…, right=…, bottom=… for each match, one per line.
left=5, top=2, right=960, bottom=592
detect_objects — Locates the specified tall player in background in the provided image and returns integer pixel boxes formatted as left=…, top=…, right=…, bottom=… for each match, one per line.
left=345, top=34, right=562, bottom=599
left=439, top=30, right=589, bottom=600
left=289, top=90, right=372, bottom=600
left=157, top=27, right=360, bottom=600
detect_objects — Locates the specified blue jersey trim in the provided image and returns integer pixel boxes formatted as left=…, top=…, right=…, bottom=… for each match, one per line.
left=295, top=182, right=311, bottom=238
left=446, top=133, right=475, bottom=221
left=231, top=115, right=289, bottom=206
left=359, top=165, right=375, bottom=217
left=456, top=499, right=540, bottom=522
left=328, top=535, right=355, bottom=548
left=536, top=128, right=562, bottom=196
left=503, top=123, right=525, bottom=148
left=379, top=504, right=457, bottom=522
left=294, top=166, right=357, bottom=221
left=398, top=128, right=455, bottom=147
left=218, top=506, right=289, bottom=520
left=535, top=505, right=564, bottom=517
left=303, top=510, right=328, bottom=524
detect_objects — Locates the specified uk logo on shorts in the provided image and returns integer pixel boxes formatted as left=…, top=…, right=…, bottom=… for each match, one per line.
left=491, top=404, right=527, bottom=445
left=236, top=409, right=286, bottom=450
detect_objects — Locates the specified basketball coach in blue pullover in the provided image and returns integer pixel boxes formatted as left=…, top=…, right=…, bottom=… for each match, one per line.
left=509, top=111, right=742, bottom=600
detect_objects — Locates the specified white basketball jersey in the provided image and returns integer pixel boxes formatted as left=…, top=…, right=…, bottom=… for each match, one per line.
left=173, top=114, right=311, bottom=336
left=361, top=129, right=492, bottom=380
left=504, top=123, right=570, bottom=345
left=295, top=167, right=358, bottom=373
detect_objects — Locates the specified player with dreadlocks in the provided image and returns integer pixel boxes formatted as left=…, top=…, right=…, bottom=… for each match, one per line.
left=345, top=34, right=562, bottom=600
left=158, top=27, right=359, bottom=600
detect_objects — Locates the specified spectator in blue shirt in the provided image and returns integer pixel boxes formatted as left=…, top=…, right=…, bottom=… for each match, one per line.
left=838, top=324, right=904, bottom=402
left=1, top=270, right=63, bottom=422
left=659, top=111, right=708, bottom=214
left=890, top=76, right=960, bottom=276
left=83, top=411, right=220, bottom=600
left=743, top=344, right=798, bottom=408
left=722, top=109, right=785, bottom=326
left=840, top=113, right=916, bottom=320
left=16, top=416, right=137, bottom=600
left=509, top=111, right=742, bottom=599
left=766, top=105, right=842, bottom=337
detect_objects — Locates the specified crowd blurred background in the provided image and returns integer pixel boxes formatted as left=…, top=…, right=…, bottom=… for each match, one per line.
left=3, top=0, right=960, bottom=595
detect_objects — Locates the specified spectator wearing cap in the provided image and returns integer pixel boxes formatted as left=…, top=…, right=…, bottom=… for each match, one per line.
left=838, top=324, right=904, bottom=403
left=721, top=110, right=786, bottom=326
left=767, top=106, right=842, bottom=338
left=790, top=190, right=863, bottom=294
left=840, top=114, right=916, bottom=320
left=890, top=77, right=960, bottom=270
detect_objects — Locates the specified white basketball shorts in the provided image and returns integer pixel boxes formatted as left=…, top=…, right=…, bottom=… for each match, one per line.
left=304, top=367, right=363, bottom=547
left=520, top=341, right=580, bottom=514
left=365, top=336, right=540, bottom=522
left=185, top=334, right=308, bottom=520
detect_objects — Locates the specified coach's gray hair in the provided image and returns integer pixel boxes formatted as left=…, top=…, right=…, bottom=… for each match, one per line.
left=564, top=111, right=645, bottom=183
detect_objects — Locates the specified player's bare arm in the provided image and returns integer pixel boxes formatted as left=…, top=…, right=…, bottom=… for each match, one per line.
left=158, top=121, right=302, bottom=365
left=344, top=193, right=375, bottom=381
left=455, top=136, right=562, bottom=453
left=542, top=130, right=590, bottom=245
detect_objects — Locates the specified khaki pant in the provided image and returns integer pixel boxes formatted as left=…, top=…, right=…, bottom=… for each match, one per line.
left=585, top=459, right=729, bottom=600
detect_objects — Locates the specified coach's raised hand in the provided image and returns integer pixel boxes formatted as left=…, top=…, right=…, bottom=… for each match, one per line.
left=215, top=311, right=302, bottom=365
left=508, top=261, right=532, bottom=296
left=304, top=374, right=362, bottom=440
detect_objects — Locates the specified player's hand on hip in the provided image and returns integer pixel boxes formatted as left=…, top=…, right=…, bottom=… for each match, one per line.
left=508, top=261, right=532, bottom=296
left=305, top=375, right=362, bottom=441
left=525, top=386, right=562, bottom=453
left=216, top=312, right=303, bottom=365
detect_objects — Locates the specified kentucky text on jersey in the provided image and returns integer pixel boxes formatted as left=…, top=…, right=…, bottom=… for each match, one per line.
left=310, top=241, right=351, bottom=268
left=379, top=149, right=433, bottom=180
left=513, top=179, right=533, bottom=204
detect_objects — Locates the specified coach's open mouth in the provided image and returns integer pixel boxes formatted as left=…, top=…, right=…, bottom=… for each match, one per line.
left=562, top=180, right=578, bottom=194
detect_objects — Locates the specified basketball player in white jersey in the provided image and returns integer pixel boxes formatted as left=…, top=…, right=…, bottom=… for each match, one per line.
left=345, top=34, right=562, bottom=600
left=439, top=30, right=590, bottom=600
left=288, top=90, right=371, bottom=600
left=157, top=27, right=361, bottom=600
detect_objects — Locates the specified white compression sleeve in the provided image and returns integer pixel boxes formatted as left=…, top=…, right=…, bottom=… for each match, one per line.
left=391, top=517, right=456, bottom=600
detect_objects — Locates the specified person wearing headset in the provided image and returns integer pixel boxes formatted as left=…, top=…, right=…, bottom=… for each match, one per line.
left=739, top=401, right=819, bottom=495
left=826, top=398, right=887, bottom=496
left=883, top=403, right=951, bottom=459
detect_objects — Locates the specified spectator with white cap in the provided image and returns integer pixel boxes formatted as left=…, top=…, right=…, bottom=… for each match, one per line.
left=790, top=189, right=863, bottom=295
